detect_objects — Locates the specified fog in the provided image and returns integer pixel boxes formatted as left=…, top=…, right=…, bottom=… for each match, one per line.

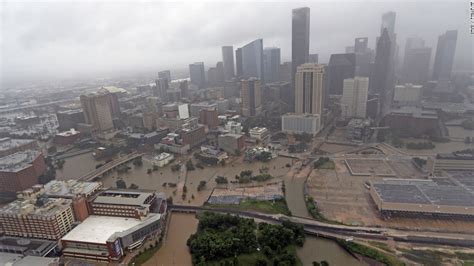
left=1, top=0, right=472, bottom=85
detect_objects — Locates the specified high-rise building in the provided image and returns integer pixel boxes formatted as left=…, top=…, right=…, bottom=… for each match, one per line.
left=80, top=92, right=115, bottom=132
left=432, top=30, right=458, bottom=81
left=56, top=110, right=85, bottom=131
left=216, top=61, right=225, bottom=85
left=222, top=46, right=235, bottom=80
left=292, top=7, right=310, bottom=82
left=393, top=83, right=422, bottom=105
left=158, top=70, right=171, bottom=82
left=308, top=54, right=319, bottom=63
left=189, top=62, right=206, bottom=89
left=371, top=28, right=392, bottom=115
left=380, top=11, right=398, bottom=80
left=354, top=37, right=368, bottom=53
left=402, top=37, right=431, bottom=84
left=279, top=62, right=292, bottom=82
left=295, top=64, right=324, bottom=115
left=341, top=77, right=369, bottom=118
left=154, top=78, right=169, bottom=102
left=239, top=39, right=264, bottom=82
left=241, top=78, right=262, bottom=117
left=207, top=67, right=218, bottom=86
left=263, top=47, right=281, bottom=83
left=381, top=12, right=396, bottom=37
left=282, top=113, right=321, bottom=136
left=327, top=53, right=356, bottom=95
left=235, top=48, right=243, bottom=78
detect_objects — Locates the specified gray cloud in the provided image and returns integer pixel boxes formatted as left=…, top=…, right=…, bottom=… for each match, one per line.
left=1, top=0, right=472, bottom=85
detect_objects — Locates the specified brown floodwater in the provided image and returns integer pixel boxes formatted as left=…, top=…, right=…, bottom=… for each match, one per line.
left=145, top=213, right=198, bottom=266
left=297, top=237, right=364, bottom=266
left=55, top=152, right=106, bottom=180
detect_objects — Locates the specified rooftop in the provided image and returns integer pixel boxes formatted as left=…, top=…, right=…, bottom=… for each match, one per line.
left=61, top=215, right=142, bottom=244
left=0, top=197, right=72, bottom=217
left=0, top=138, right=35, bottom=152
left=0, top=150, right=42, bottom=172
left=43, top=180, right=102, bottom=198
left=155, top=152, right=173, bottom=161
left=55, top=129, right=80, bottom=137
left=388, top=106, right=438, bottom=119
left=0, top=236, right=57, bottom=256
left=93, top=189, right=155, bottom=206
left=371, top=178, right=474, bottom=207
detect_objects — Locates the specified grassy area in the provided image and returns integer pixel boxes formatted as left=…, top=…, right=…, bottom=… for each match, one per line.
left=206, top=198, right=292, bottom=216
left=397, top=248, right=456, bottom=266
left=368, top=241, right=393, bottom=253
left=318, top=160, right=335, bottom=169
left=339, top=241, right=405, bottom=266
left=305, top=196, right=341, bottom=224
left=128, top=241, right=161, bottom=266
left=205, top=245, right=302, bottom=266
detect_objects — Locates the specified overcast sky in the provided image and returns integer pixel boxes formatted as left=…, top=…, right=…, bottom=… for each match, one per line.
left=1, top=0, right=472, bottom=85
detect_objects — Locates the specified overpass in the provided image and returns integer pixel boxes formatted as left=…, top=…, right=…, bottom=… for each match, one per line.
left=168, top=204, right=474, bottom=248
left=78, top=152, right=143, bottom=181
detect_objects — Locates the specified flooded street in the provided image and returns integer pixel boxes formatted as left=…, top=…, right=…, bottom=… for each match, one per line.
left=56, top=152, right=105, bottom=180
left=145, top=213, right=198, bottom=266
left=297, top=237, right=364, bottom=265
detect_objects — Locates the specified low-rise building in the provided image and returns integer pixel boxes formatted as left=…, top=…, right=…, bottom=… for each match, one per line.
left=384, top=106, right=439, bottom=136
left=427, top=150, right=474, bottom=175
left=56, top=109, right=85, bottom=131
left=0, top=150, right=46, bottom=193
left=218, top=134, right=245, bottom=155
left=249, top=127, right=270, bottom=144
left=281, top=113, right=321, bottom=135
left=0, top=138, right=37, bottom=158
left=346, top=118, right=372, bottom=142
left=154, top=152, right=174, bottom=167
left=53, top=129, right=82, bottom=145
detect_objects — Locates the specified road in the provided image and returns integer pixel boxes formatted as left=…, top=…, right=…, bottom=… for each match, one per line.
left=169, top=204, right=474, bottom=248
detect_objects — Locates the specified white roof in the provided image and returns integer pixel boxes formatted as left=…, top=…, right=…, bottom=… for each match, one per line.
left=61, top=215, right=142, bottom=244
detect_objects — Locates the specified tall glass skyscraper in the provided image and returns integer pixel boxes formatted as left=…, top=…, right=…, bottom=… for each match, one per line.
left=291, top=7, right=310, bottom=111
left=263, top=47, right=281, bottom=83
left=240, top=39, right=264, bottom=82
left=189, top=62, right=206, bottom=89
left=432, top=30, right=458, bottom=81
left=222, top=46, right=235, bottom=81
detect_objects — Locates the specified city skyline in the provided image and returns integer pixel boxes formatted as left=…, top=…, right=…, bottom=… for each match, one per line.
left=1, top=0, right=472, bottom=86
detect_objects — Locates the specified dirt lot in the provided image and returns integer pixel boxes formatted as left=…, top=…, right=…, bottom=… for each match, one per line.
left=307, top=158, right=474, bottom=233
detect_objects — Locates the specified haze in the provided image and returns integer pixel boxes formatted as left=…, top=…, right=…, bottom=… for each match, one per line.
left=1, top=0, right=472, bottom=86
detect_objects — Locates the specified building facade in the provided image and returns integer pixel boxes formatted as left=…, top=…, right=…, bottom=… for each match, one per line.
left=0, top=151, right=46, bottom=193
left=189, top=62, right=206, bottom=89
left=80, top=92, right=115, bottom=132
left=292, top=7, right=310, bottom=107
left=222, top=46, right=235, bottom=80
left=241, top=78, right=262, bottom=117
left=294, top=64, right=324, bottom=115
left=263, top=47, right=281, bottom=83
left=432, top=30, right=458, bottom=81
left=282, top=113, right=321, bottom=135
left=341, top=77, right=369, bottom=118
left=239, top=39, right=264, bottom=82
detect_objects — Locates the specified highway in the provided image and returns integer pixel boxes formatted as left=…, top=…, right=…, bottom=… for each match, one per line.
left=168, top=204, right=474, bottom=248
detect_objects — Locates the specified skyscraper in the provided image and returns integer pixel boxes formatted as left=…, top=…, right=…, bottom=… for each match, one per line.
left=241, top=78, right=262, bottom=117
left=308, top=54, right=319, bottom=63
left=380, top=11, right=396, bottom=37
left=354, top=37, right=368, bottom=54
left=295, top=64, right=324, bottom=115
left=432, top=30, right=458, bottom=81
left=158, top=70, right=171, bottom=82
left=327, top=53, right=356, bottom=95
left=341, top=77, right=369, bottom=118
left=263, top=47, right=281, bottom=83
left=235, top=48, right=243, bottom=78
left=371, top=28, right=392, bottom=115
left=354, top=37, right=372, bottom=77
left=402, top=37, right=431, bottom=84
left=80, top=92, right=114, bottom=132
left=189, top=62, right=206, bottom=89
left=239, top=39, right=264, bottom=82
left=292, top=7, right=310, bottom=111
left=154, top=78, right=169, bottom=102
left=216, top=61, right=225, bottom=85
left=222, top=46, right=235, bottom=80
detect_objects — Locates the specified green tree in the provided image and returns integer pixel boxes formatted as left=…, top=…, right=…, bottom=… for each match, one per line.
left=116, top=179, right=126, bottom=189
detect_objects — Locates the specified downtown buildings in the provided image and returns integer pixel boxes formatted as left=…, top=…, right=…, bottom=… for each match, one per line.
left=341, top=77, right=369, bottom=118
left=291, top=7, right=310, bottom=111
left=241, top=78, right=262, bottom=117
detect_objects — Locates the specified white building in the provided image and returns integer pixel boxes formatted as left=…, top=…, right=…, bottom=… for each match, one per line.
left=249, top=127, right=270, bottom=143
left=393, top=83, right=422, bottom=105
left=282, top=113, right=321, bottom=135
left=341, top=77, right=369, bottom=118
left=295, top=64, right=324, bottom=115
left=225, top=121, right=242, bottom=134
left=154, top=152, right=174, bottom=167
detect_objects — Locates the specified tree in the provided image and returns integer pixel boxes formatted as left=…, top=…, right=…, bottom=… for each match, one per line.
left=186, top=160, right=195, bottom=171
left=197, top=181, right=207, bottom=191
left=133, top=157, right=143, bottom=167
left=116, top=179, right=126, bottom=189
left=129, top=183, right=139, bottom=189
left=215, top=176, right=228, bottom=184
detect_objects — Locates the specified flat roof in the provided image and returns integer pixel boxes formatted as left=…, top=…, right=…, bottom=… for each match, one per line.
left=0, top=138, right=35, bottom=152
left=44, top=180, right=102, bottom=198
left=61, top=215, right=142, bottom=244
left=0, top=197, right=72, bottom=217
left=371, top=178, right=474, bottom=207
left=93, top=189, right=154, bottom=206
left=0, top=150, right=41, bottom=172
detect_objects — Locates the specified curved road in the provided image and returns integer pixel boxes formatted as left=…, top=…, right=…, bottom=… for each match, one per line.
left=169, top=204, right=474, bottom=248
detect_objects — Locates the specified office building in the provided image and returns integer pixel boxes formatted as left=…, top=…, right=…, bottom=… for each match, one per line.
left=190, top=102, right=218, bottom=117
left=0, top=236, right=57, bottom=257
left=0, top=138, right=37, bottom=158
left=158, top=70, right=171, bottom=82
left=80, top=92, right=115, bottom=132
left=189, top=62, right=206, bottom=89
left=292, top=7, right=310, bottom=89
left=354, top=37, right=368, bottom=53
left=0, top=150, right=46, bottom=193
left=153, top=78, right=169, bottom=102
left=263, top=47, right=281, bottom=83
left=427, top=152, right=474, bottom=174
left=380, top=11, right=396, bottom=37
left=279, top=61, right=292, bottom=83
left=341, top=77, right=369, bottom=118
left=308, top=54, right=318, bottom=63
left=327, top=53, right=356, bottom=95
left=222, top=46, right=235, bottom=80
left=238, top=39, right=264, bottom=82
left=432, top=30, right=458, bottom=81
left=54, top=129, right=82, bottom=145
left=154, top=153, right=174, bottom=167
left=282, top=113, right=321, bottom=135
left=371, top=28, right=392, bottom=116
left=56, top=110, right=85, bottom=131
left=354, top=37, right=372, bottom=77
left=0, top=187, right=74, bottom=240
left=199, top=108, right=219, bottom=130
left=241, top=78, right=262, bottom=117
left=385, top=106, right=439, bottom=136
left=249, top=127, right=270, bottom=144
left=294, top=64, right=324, bottom=115
left=393, top=83, right=422, bottom=105
left=235, top=48, right=243, bottom=78
left=402, top=37, right=431, bottom=84
left=218, top=133, right=245, bottom=155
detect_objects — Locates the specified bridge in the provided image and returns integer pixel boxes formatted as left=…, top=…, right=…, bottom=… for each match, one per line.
left=168, top=205, right=474, bottom=248
left=78, top=152, right=143, bottom=181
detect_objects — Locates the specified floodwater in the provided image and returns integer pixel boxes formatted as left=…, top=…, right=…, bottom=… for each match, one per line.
left=145, top=213, right=198, bottom=266
left=297, top=237, right=364, bottom=266
left=56, top=152, right=105, bottom=180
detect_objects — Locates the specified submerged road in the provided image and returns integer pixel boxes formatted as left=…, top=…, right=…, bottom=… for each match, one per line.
left=169, top=204, right=474, bottom=248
